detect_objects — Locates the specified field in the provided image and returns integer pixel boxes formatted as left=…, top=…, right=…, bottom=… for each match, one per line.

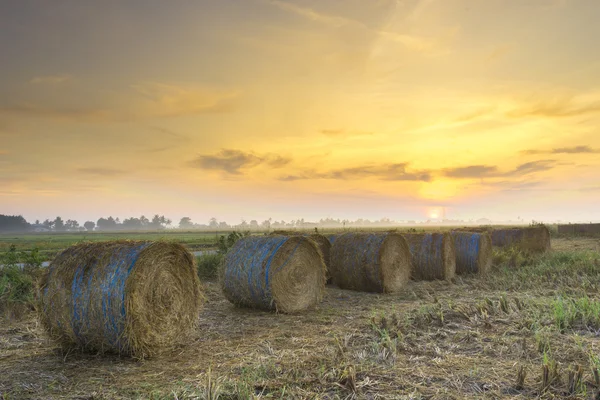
left=0, top=231, right=221, bottom=261
left=1, top=234, right=600, bottom=399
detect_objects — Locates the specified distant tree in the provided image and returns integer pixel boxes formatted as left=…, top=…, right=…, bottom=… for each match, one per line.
left=239, top=219, right=249, bottom=229
left=150, top=215, right=171, bottom=230
left=35, top=219, right=40, bottom=225
left=84, top=221, right=95, bottom=231
left=122, top=217, right=143, bottom=230
left=209, top=217, right=218, bottom=229
left=96, top=216, right=118, bottom=231
left=54, top=216, right=65, bottom=232
left=43, top=219, right=54, bottom=230
left=218, top=221, right=229, bottom=229
left=179, top=217, right=193, bottom=229
left=65, top=219, right=79, bottom=230
left=261, top=218, right=272, bottom=231
left=0, top=214, right=31, bottom=232
left=250, top=220, right=259, bottom=230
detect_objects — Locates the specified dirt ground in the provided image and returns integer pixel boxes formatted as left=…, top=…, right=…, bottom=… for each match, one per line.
left=1, top=238, right=600, bottom=399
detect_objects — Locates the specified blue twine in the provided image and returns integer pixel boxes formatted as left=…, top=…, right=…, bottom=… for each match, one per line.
left=69, top=243, right=149, bottom=350
left=453, top=233, right=481, bottom=273
left=224, top=236, right=296, bottom=309
left=335, top=233, right=387, bottom=291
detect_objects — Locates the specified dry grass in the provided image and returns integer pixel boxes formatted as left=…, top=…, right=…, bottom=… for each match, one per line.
left=1, top=238, right=600, bottom=399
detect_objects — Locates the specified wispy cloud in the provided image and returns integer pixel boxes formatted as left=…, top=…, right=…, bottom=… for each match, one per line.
left=267, top=0, right=438, bottom=53
left=442, top=160, right=557, bottom=178
left=76, top=167, right=127, bottom=177
left=320, top=129, right=374, bottom=138
left=280, top=163, right=432, bottom=182
left=269, top=0, right=350, bottom=27
left=580, top=186, right=600, bottom=192
left=0, top=82, right=239, bottom=122
left=29, top=75, right=71, bottom=85
left=522, top=145, right=600, bottom=155
left=443, top=165, right=499, bottom=178
left=189, top=149, right=291, bottom=175
left=507, top=96, right=600, bottom=118
left=130, top=82, right=239, bottom=118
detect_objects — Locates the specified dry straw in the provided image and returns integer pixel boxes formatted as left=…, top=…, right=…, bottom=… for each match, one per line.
left=38, top=241, right=203, bottom=358
left=450, top=231, right=492, bottom=275
left=403, top=233, right=456, bottom=281
left=221, top=235, right=325, bottom=313
left=491, top=225, right=551, bottom=253
left=329, top=232, right=411, bottom=293
left=270, top=231, right=332, bottom=281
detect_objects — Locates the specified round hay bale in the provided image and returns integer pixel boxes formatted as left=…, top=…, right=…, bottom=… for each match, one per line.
left=491, top=225, right=551, bottom=253
left=450, top=231, right=492, bottom=275
left=221, top=235, right=325, bottom=313
left=38, top=241, right=202, bottom=358
left=329, top=232, right=411, bottom=293
left=268, top=232, right=332, bottom=282
left=403, top=233, right=456, bottom=281
left=308, top=234, right=331, bottom=281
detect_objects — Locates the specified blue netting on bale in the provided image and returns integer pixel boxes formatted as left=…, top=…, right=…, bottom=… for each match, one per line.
left=491, top=229, right=522, bottom=247
left=453, top=233, right=479, bottom=273
left=222, top=236, right=320, bottom=311
left=40, top=241, right=202, bottom=357
left=451, top=232, right=493, bottom=274
left=332, top=233, right=387, bottom=292
left=404, top=233, right=455, bottom=281
left=329, top=232, right=411, bottom=293
left=72, top=243, right=148, bottom=349
left=42, top=243, right=149, bottom=351
left=491, top=226, right=550, bottom=253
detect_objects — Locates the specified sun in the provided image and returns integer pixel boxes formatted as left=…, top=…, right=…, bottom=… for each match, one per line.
left=430, top=212, right=439, bottom=219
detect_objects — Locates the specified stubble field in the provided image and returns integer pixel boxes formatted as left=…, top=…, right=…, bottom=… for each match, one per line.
left=1, top=235, right=600, bottom=399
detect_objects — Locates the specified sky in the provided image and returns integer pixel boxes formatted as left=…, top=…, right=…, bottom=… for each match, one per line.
left=1, top=0, right=600, bottom=225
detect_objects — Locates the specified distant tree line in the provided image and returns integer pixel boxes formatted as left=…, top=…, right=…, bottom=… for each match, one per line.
left=0, top=213, right=493, bottom=234
left=0, top=214, right=172, bottom=233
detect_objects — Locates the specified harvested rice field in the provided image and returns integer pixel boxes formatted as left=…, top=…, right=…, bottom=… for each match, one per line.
left=2, top=237, right=600, bottom=399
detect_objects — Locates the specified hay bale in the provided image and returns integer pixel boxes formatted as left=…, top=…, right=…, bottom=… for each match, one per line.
left=450, top=232, right=492, bottom=275
left=308, top=234, right=331, bottom=279
left=403, top=233, right=456, bottom=281
left=38, top=241, right=202, bottom=358
left=491, top=225, right=551, bottom=253
left=221, top=235, right=325, bottom=313
left=268, top=232, right=332, bottom=281
left=329, top=232, right=411, bottom=293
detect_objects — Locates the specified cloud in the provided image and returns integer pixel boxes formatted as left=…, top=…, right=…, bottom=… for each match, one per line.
left=522, top=145, right=600, bottom=155
left=443, top=165, right=499, bottom=178
left=442, top=160, right=557, bottom=179
left=507, top=97, right=600, bottom=118
left=29, top=75, right=71, bottom=85
left=280, top=163, right=432, bottom=182
left=507, top=160, right=556, bottom=176
left=320, top=129, right=374, bottom=137
left=269, top=0, right=350, bottom=27
left=267, top=0, right=438, bottom=53
left=76, top=167, right=127, bottom=177
left=130, top=82, right=238, bottom=118
left=0, top=82, right=239, bottom=122
left=484, top=181, right=543, bottom=190
left=189, top=149, right=292, bottom=175
left=580, top=186, right=600, bottom=192
left=485, top=44, right=513, bottom=63
left=0, top=104, right=112, bottom=122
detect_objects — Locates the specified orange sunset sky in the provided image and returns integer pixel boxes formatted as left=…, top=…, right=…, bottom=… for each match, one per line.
left=1, top=0, right=599, bottom=224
